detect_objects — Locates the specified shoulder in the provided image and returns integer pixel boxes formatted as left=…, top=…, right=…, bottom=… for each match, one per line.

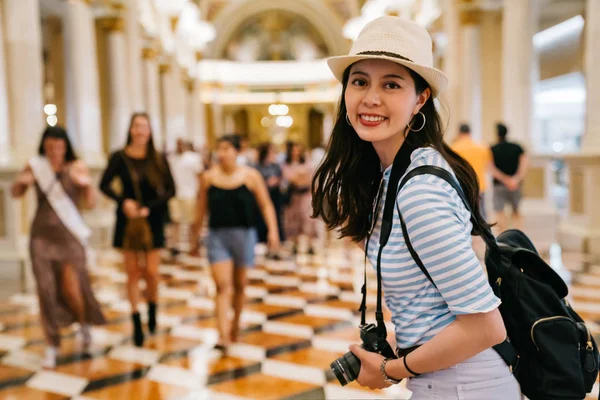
left=70, top=159, right=89, bottom=173
left=397, top=148, right=461, bottom=209
left=108, top=150, right=124, bottom=163
left=244, top=165, right=262, bottom=182
left=513, top=143, right=525, bottom=153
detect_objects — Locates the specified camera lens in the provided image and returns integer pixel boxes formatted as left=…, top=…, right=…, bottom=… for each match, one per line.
left=330, top=351, right=361, bottom=386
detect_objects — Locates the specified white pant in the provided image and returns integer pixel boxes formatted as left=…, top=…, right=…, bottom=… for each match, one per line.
left=407, top=348, right=522, bottom=400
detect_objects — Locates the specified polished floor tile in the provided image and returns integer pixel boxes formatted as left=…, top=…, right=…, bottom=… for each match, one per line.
left=82, top=378, right=190, bottom=400
left=209, top=373, right=321, bottom=400
left=0, top=364, right=34, bottom=383
left=0, top=385, right=68, bottom=400
left=26, top=370, right=89, bottom=397
left=54, top=358, right=143, bottom=381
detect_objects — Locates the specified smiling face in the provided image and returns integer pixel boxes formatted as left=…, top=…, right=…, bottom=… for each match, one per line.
left=344, top=59, right=429, bottom=146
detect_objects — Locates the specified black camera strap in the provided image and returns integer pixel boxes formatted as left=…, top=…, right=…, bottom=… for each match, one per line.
left=360, top=140, right=417, bottom=342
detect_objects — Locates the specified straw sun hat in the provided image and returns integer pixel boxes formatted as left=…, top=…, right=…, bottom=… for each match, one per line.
left=327, top=16, right=448, bottom=96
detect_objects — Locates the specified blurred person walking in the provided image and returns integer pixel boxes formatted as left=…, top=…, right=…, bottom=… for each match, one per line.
left=491, top=123, right=528, bottom=231
left=99, top=112, right=175, bottom=347
left=167, top=138, right=203, bottom=257
left=190, top=135, right=279, bottom=351
left=11, top=126, right=106, bottom=368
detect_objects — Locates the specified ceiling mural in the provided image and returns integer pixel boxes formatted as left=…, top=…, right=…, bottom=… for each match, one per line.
left=222, top=10, right=330, bottom=62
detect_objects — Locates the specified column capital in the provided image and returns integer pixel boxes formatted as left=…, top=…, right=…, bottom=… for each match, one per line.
left=99, top=16, right=125, bottom=32
left=159, top=63, right=171, bottom=74
left=171, top=17, right=179, bottom=32
left=110, top=1, right=127, bottom=11
left=141, top=47, right=158, bottom=60
left=185, top=78, right=195, bottom=93
left=460, top=9, right=482, bottom=25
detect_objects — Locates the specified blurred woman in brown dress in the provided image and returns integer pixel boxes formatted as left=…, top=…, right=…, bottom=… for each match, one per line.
left=11, top=126, right=106, bottom=369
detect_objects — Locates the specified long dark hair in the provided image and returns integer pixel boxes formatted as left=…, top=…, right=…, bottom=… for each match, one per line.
left=126, top=112, right=165, bottom=189
left=258, top=142, right=272, bottom=165
left=311, top=66, right=489, bottom=242
left=38, top=126, right=78, bottom=162
left=286, top=142, right=305, bottom=164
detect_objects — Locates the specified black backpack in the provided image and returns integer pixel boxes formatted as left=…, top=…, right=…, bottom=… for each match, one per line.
left=393, top=165, right=599, bottom=400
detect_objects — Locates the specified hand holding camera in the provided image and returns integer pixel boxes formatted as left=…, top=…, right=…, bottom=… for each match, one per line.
left=330, top=323, right=398, bottom=388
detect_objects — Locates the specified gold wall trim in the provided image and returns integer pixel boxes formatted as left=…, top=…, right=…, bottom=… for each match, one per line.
left=159, top=64, right=171, bottom=74
left=99, top=17, right=125, bottom=32
left=141, top=47, right=158, bottom=60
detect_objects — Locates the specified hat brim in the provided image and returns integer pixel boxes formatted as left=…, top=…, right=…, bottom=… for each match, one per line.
left=327, top=54, right=448, bottom=97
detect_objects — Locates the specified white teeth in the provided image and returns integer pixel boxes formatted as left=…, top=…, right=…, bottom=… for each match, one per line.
left=361, top=115, right=386, bottom=122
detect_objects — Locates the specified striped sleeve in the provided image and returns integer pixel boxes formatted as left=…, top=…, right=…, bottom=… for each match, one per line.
left=396, top=175, right=501, bottom=315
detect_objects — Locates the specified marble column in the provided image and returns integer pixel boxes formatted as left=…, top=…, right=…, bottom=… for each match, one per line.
left=125, top=0, right=145, bottom=112
left=502, top=0, right=536, bottom=148
left=191, top=51, right=207, bottom=150
left=159, top=61, right=177, bottom=153
left=211, top=90, right=224, bottom=139
left=191, top=80, right=207, bottom=150
left=142, top=46, right=163, bottom=151
left=3, top=0, right=44, bottom=164
left=173, top=64, right=188, bottom=144
left=63, top=0, right=104, bottom=166
left=101, top=17, right=132, bottom=151
left=460, top=9, right=482, bottom=141
left=185, top=78, right=195, bottom=144
left=442, top=0, right=461, bottom=142
left=582, top=0, right=600, bottom=151
left=181, top=74, right=191, bottom=142
left=0, top=1, right=11, bottom=165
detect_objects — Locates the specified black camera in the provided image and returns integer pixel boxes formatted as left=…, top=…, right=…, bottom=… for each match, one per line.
left=330, top=323, right=397, bottom=386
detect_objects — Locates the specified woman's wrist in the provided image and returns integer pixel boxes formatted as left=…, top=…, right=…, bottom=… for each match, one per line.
left=385, top=358, right=410, bottom=381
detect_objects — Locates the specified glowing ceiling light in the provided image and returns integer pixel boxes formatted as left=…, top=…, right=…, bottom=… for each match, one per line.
left=46, top=115, right=58, bottom=127
left=276, top=116, right=293, bottom=128
left=44, top=104, right=57, bottom=116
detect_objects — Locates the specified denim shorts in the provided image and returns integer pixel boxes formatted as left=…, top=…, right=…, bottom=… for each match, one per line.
left=406, top=348, right=522, bottom=399
left=206, top=228, right=258, bottom=267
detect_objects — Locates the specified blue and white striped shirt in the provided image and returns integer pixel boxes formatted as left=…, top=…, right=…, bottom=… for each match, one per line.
left=366, top=147, right=501, bottom=349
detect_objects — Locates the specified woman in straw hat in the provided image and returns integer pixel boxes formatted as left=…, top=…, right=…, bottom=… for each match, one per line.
left=312, top=17, right=520, bottom=398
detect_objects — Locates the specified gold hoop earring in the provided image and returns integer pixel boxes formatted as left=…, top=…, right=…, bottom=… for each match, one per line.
left=346, top=114, right=352, bottom=126
left=409, top=111, right=426, bottom=132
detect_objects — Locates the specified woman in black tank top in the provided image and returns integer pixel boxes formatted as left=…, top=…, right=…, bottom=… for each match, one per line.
left=190, top=135, right=280, bottom=351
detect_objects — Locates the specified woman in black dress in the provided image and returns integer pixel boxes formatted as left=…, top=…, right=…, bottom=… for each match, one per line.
left=99, top=112, right=175, bottom=347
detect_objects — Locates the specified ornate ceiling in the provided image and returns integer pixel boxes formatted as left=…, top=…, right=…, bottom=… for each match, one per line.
left=199, top=0, right=359, bottom=23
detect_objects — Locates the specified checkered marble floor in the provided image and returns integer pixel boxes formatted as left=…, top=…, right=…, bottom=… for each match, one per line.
left=1, top=232, right=600, bottom=399
left=0, top=242, right=414, bottom=400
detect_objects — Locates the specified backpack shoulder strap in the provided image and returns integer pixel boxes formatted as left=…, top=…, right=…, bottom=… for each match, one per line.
left=398, top=166, right=499, bottom=251
left=392, top=165, right=518, bottom=369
